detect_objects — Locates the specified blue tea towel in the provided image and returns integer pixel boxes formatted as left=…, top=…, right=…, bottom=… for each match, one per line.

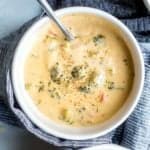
left=0, top=0, right=150, bottom=150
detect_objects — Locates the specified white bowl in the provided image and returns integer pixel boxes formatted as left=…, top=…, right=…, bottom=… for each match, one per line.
left=12, top=7, right=144, bottom=140
left=143, top=0, right=150, bottom=12
left=81, top=144, right=129, bottom=150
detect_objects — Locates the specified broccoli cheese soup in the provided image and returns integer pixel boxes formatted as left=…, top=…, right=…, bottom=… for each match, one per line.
left=24, top=14, right=134, bottom=127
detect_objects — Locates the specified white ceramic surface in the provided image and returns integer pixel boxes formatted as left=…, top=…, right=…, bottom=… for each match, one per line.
left=12, top=7, right=144, bottom=140
left=143, top=0, right=150, bottom=12
left=81, top=144, right=129, bottom=150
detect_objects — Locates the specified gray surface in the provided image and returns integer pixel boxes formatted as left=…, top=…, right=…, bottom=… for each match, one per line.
left=0, top=0, right=41, bottom=39
left=0, top=122, right=60, bottom=150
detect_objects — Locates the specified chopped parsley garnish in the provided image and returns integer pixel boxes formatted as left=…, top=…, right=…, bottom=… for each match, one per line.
left=38, top=81, right=44, bottom=92
left=87, top=71, right=97, bottom=85
left=48, top=88, right=61, bottom=99
left=99, top=57, right=104, bottom=64
left=50, top=64, right=61, bottom=84
left=37, top=99, right=42, bottom=105
left=78, top=70, right=97, bottom=93
left=71, top=66, right=80, bottom=78
left=25, top=83, right=31, bottom=90
left=48, top=81, right=51, bottom=87
left=105, top=80, right=125, bottom=90
left=106, top=81, right=115, bottom=90
left=93, top=34, right=105, bottom=46
left=71, top=65, right=88, bottom=80
left=123, top=58, right=128, bottom=65
left=87, top=50, right=98, bottom=57
left=78, top=86, right=90, bottom=93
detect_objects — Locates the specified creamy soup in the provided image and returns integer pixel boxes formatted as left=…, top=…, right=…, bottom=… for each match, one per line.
left=24, top=14, right=134, bottom=126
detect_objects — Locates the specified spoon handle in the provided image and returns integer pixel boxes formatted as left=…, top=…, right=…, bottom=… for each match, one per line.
left=37, top=0, right=74, bottom=40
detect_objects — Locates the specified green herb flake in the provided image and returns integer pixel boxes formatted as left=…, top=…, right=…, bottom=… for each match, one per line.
left=87, top=71, right=97, bottom=85
left=99, top=57, right=104, bottom=64
left=108, top=68, right=113, bottom=75
left=38, top=84, right=44, bottom=92
left=115, top=87, right=125, bottom=90
left=78, top=86, right=90, bottom=93
left=78, top=71, right=97, bottom=93
left=75, top=36, right=79, bottom=39
left=64, top=37, right=67, bottom=41
left=37, top=99, right=42, bottom=105
left=123, top=58, right=128, bottom=65
left=87, top=50, right=98, bottom=57
left=48, top=88, right=61, bottom=99
left=93, top=34, right=105, bottom=46
left=108, top=69, right=112, bottom=72
left=50, top=64, right=61, bottom=84
left=82, top=107, right=86, bottom=111
left=96, top=107, right=99, bottom=112
left=106, top=81, right=115, bottom=90
left=76, top=107, right=86, bottom=114
left=64, top=119, right=74, bottom=125
left=105, top=80, right=125, bottom=90
left=50, top=93, right=55, bottom=98
left=31, top=53, right=38, bottom=58
left=48, top=81, right=51, bottom=87
left=46, top=35, right=50, bottom=39
left=25, top=83, right=31, bottom=90
left=71, top=66, right=83, bottom=79
left=55, top=91, right=60, bottom=99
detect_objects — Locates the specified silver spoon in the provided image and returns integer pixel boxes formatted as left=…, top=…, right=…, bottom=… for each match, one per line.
left=37, top=0, right=74, bottom=41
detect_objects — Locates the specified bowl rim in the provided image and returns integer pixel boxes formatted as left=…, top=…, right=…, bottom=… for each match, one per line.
left=143, top=0, right=150, bottom=12
left=11, top=6, right=145, bottom=140
left=80, top=144, right=129, bottom=150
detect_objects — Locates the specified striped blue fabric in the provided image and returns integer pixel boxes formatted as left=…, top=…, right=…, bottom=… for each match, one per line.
left=0, top=0, right=150, bottom=149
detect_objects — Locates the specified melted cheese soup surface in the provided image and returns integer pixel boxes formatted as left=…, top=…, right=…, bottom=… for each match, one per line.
left=24, top=14, right=134, bottom=126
